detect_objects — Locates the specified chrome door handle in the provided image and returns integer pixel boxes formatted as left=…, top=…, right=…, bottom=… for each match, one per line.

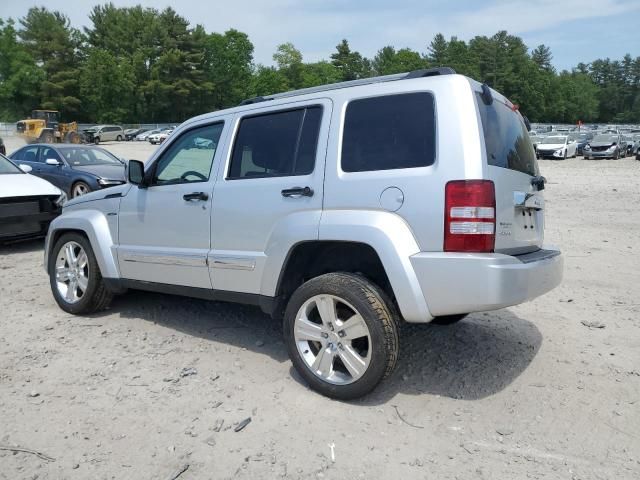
left=183, top=192, right=209, bottom=201
left=281, top=186, right=314, bottom=198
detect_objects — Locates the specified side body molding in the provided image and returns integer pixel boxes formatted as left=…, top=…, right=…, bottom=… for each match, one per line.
left=318, top=210, right=432, bottom=322
left=44, top=208, right=120, bottom=279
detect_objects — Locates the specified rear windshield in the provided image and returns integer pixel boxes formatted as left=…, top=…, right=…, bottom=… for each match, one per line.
left=476, top=93, right=538, bottom=176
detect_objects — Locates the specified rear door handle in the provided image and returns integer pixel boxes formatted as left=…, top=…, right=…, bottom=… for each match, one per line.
left=183, top=192, right=209, bottom=201
left=281, top=186, right=314, bottom=198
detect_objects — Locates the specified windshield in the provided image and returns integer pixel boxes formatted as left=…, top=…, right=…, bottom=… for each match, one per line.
left=58, top=147, right=122, bottom=166
left=593, top=135, right=617, bottom=143
left=569, top=133, right=590, bottom=140
left=0, top=154, right=23, bottom=174
left=541, top=136, right=566, bottom=144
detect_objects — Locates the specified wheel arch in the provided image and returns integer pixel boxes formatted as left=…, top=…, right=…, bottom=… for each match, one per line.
left=45, top=210, right=119, bottom=279
left=267, top=210, right=432, bottom=322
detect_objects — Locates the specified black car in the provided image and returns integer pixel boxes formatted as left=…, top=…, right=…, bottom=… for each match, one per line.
left=124, top=128, right=148, bottom=141
left=568, top=131, right=594, bottom=156
left=9, top=144, right=126, bottom=198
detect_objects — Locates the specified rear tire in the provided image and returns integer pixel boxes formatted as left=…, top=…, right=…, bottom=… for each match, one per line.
left=48, top=232, right=113, bottom=315
left=431, top=314, right=468, bottom=325
left=283, top=273, right=399, bottom=400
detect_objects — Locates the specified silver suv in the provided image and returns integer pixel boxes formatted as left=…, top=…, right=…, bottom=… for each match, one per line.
left=45, top=68, right=563, bottom=399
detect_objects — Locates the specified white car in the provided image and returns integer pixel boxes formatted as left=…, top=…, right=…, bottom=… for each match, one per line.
left=535, top=135, right=577, bottom=160
left=148, top=129, right=173, bottom=145
left=0, top=154, right=65, bottom=243
left=135, top=129, right=162, bottom=141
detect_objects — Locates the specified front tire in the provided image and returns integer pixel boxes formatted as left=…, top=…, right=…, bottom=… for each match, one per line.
left=116, top=135, right=122, bottom=141
left=71, top=181, right=91, bottom=198
left=49, top=233, right=113, bottom=314
left=94, top=137, right=100, bottom=145
left=284, top=273, right=399, bottom=400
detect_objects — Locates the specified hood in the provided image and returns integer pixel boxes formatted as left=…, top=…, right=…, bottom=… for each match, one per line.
left=590, top=141, right=615, bottom=148
left=64, top=183, right=131, bottom=208
left=0, top=173, right=62, bottom=198
left=72, top=163, right=126, bottom=181
left=537, top=143, right=565, bottom=150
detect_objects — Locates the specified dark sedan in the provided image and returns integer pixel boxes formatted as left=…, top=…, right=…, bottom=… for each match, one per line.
left=9, top=144, right=126, bottom=198
left=568, top=131, right=594, bottom=156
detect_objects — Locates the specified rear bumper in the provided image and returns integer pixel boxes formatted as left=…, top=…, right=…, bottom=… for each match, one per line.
left=409, top=247, right=563, bottom=319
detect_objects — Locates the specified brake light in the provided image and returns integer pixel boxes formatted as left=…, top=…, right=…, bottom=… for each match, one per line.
left=444, top=180, right=495, bottom=253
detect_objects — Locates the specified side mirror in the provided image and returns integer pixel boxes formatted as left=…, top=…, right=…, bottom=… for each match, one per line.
left=19, top=164, right=32, bottom=173
left=46, top=158, right=61, bottom=166
left=127, top=159, right=146, bottom=186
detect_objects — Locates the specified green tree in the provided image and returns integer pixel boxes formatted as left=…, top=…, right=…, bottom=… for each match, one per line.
left=273, top=42, right=304, bottom=89
left=372, top=46, right=424, bottom=75
left=330, top=39, right=371, bottom=81
left=19, top=7, right=83, bottom=118
left=0, top=19, right=44, bottom=120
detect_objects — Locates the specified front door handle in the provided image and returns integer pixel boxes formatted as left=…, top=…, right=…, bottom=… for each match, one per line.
left=183, top=192, right=209, bottom=201
left=281, top=186, right=314, bottom=198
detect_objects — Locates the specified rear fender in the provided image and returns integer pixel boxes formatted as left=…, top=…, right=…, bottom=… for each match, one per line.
left=318, top=210, right=432, bottom=322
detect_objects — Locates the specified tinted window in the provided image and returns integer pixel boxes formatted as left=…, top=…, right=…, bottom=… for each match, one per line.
left=19, top=146, right=40, bottom=163
left=41, top=147, right=62, bottom=162
left=153, top=123, right=223, bottom=185
left=228, top=106, right=322, bottom=179
left=476, top=94, right=538, bottom=176
left=341, top=93, right=436, bottom=172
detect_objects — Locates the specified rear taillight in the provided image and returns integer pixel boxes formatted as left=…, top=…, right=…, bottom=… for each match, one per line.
left=444, top=180, right=495, bottom=253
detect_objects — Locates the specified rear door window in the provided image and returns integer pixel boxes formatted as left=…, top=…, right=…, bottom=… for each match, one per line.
left=228, top=106, right=322, bottom=179
left=341, top=92, right=436, bottom=172
left=476, top=94, right=538, bottom=176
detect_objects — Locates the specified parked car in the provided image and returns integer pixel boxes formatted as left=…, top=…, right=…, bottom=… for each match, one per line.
left=9, top=144, right=126, bottom=198
left=135, top=128, right=163, bottom=141
left=44, top=68, right=563, bottom=399
left=535, top=135, right=577, bottom=159
left=568, top=132, right=594, bottom=156
left=583, top=134, right=626, bottom=159
left=529, top=135, right=542, bottom=152
left=83, top=125, right=124, bottom=144
left=148, top=129, right=173, bottom=145
left=0, top=137, right=5, bottom=156
left=0, top=153, right=64, bottom=243
left=124, top=128, right=147, bottom=141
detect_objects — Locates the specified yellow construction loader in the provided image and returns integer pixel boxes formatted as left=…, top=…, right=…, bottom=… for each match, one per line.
left=16, top=110, right=81, bottom=144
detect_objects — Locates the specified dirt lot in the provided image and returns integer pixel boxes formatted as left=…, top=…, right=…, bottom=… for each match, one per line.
left=1, top=137, right=639, bottom=479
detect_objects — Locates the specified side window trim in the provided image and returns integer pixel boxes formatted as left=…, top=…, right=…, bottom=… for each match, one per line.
left=146, top=120, right=225, bottom=187
left=226, top=104, right=323, bottom=180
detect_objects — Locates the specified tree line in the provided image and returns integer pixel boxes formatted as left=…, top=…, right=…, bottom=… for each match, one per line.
left=1, top=5, right=638, bottom=124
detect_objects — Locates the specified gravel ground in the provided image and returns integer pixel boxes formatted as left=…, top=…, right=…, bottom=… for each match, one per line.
left=1, top=137, right=639, bottom=479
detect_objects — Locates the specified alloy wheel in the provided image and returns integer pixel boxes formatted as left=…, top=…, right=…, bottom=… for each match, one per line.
left=54, top=241, right=89, bottom=304
left=72, top=183, right=89, bottom=197
left=293, top=294, right=372, bottom=385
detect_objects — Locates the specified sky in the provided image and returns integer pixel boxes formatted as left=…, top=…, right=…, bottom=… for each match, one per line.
left=3, top=0, right=640, bottom=70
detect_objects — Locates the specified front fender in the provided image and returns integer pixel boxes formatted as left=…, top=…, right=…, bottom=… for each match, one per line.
left=318, top=210, right=432, bottom=322
left=44, top=208, right=119, bottom=279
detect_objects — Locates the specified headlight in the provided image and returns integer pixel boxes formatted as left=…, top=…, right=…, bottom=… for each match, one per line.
left=98, top=179, right=125, bottom=186
left=584, top=144, right=591, bottom=150
left=55, top=191, right=67, bottom=207
left=554, top=149, right=564, bottom=156
left=607, top=145, right=616, bottom=151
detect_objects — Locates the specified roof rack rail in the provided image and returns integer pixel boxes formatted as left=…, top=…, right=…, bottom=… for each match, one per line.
left=404, top=67, right=456, bottom=78
left=239, top=96, right=270, bottom=106
left=238, top=66, right=456, bottom=106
